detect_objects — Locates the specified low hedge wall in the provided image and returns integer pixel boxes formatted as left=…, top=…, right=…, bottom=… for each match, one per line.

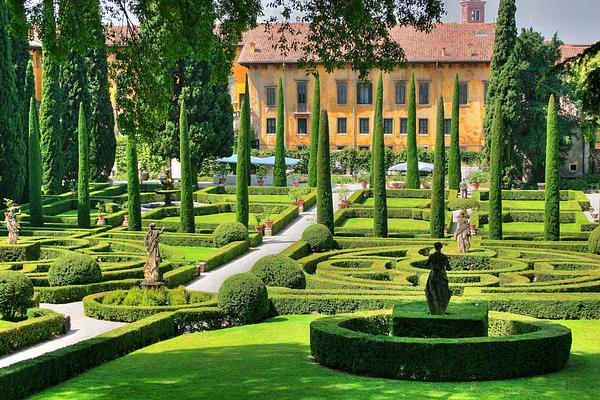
left=0, top=308, right=69, bottom=357
left=35, top=279, right=141, bottom=303
left=0, top=242, right=41, bottom=262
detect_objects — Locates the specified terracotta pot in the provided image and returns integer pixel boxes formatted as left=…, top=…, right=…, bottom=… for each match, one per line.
left=343, top=200, right=351, bottom=207
left=339, top=202, right=347, bottom=209
left=255, top=225, right=264, bottom=233
left=265, top=220, right=273, bottom=229
left=471, top=183, right=480, bottom=190
left=97, top=214, right=106, bottom=226
left=537, top=183, right=546, bottom=191
left=391, top=182, right=401, bottom=189
left=257, top=179, right=264, bottom=186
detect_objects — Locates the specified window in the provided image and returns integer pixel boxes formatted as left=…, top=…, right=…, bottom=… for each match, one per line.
left=570, top=163, right=579, bottom=172
left=395, top=81, right=406, bottom=104
left=419, top=118, right=429, bottom=135
left=444, top=119, right=452, bottom=136
left=337, top=146, right=346, bottom=150
left=459, top=82, right=468, bottom=105
left=297, top=81, right=307, bottom=112
left=337, top=81, right=348, bottom=104
left=472, top=9, right=481, bottom=22
left=400, top=118, right=408, bottom=134
left=297, top=118, right=308, bottom=134
left=483, top=81, right=489, bottom=104
left=357, top=81, right=373, bottom=104
left=359, top=118, right=370, bottom=135
left=337, top=117, right=347, bottom=134
left=383, top=118, right=393, bottom=135
left=359, top=146, right=370, bottom=151
left=266, top=87, right=276, bottom=107
left=266, top=118, right=276, bottom=134
left=418, top=81, right=429, bottom=105
left=238, top=93, right=246, bottom=106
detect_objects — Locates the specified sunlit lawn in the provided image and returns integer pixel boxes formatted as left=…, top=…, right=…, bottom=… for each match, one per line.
left=479, top=200, right=583, bottom=211
left=0, top=320, right=15, bottom=331
left=480, top=222, right=581, bottom=233
left=341, top=217, right=430, bottom=231
left=162, top=212, right=276, bottom=226
left=362, top=198, right=430, bottom=208
left=202, top=194, right=296, bottom=204
left=163, top=246, right=216, bottom=262
left=56, top=209, right=101, bottom=217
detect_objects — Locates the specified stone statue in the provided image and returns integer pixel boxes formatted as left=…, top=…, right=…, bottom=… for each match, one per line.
left=459, top=179, right=468, bottom=199
left=4, top=206, right=21, bottom=244
left=425, top=242, right=452, bottom=315
left=142, top=223, right=165, bottom=285
left=454, top=210, right=471, bottom=253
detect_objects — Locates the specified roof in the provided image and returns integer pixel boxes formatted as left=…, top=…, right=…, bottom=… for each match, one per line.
left=559, top=43, right=592, bottom=64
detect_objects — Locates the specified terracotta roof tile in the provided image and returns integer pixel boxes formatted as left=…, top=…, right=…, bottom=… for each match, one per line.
left=559, top=44, right=590, bottom=63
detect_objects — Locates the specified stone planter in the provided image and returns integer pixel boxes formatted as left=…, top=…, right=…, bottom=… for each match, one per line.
left=537, top=183, right=546, bottom=190
left=257, top=179, right=265, bottom=186
left=255, top=225, right=264, bottom=233
left=97, top=214, right=106, bottom=226
left=295, top=199, right=305, bottom=212
left=265, top=220, right=274, bottom=229
left=470, top=183, right=480, bottom=190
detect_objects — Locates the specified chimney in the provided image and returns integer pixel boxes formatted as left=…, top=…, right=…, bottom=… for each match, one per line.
left=248, top=41, right=256, bottom=53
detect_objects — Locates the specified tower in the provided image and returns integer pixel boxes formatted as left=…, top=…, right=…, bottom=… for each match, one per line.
left=460, top=0, right=486, bottom=23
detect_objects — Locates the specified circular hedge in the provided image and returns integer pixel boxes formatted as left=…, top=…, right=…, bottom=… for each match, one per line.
left=213, top=222, right=249, bottom=247
left=310, top=311, right=572, bottom=381
left=218, top=273, right=269, bottom=324
left=250, top=255, right=306, bottom=289
left=48, top=253, right=103, bottom=287
left=302, top=224, right=334, bottom=252
left=589, top=225, right=600, bottom=254
left=0, top=271, right=34, bottom=321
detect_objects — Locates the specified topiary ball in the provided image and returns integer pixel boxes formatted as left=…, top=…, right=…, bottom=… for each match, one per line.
left=250, top=255, right=306, bottom=289
left=48, top=253, right=103, bottom=287
left=0, top=271, right=34, bottom=321
left=218, top=272, right=269, bottom=324
left=302, top=223, right=334, bottom=252
left=213, top=222, right=249, bottom=247
left=589, top=225, right=600, bottom=254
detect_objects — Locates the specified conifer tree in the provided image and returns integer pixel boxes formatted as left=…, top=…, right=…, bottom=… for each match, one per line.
left=77, top=103, right=90, bottom=229
left=127, top=135, right=142, bottom=231
left=179, top=99, right=195, bottom=233
left=28, top=97, right=43, bottom=227
left=372, top=73, right=388, bottom=237
left=307, top=73, right=320, bottom=187
left=236, top=75, right=250, bottom=227
left=317, top=110, right=334, bottom=233
left=488, top=99, right=504, bottom=240
left=430, top=97, right=446, bottom=238
left=406, top=73, right=420, bottom=189
left=544, top=95, right=560, bottom=241
left=273, top=77, right=287, bottom=186
left=448, top=75, right=461, bottom=190
left=21, top=60, right=36, bottom=202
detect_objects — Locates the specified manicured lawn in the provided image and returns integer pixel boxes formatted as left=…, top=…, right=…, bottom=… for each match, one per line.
left=479, top=200, right=583, bottom=211
left=0, top=320, right=15, bottom=330
left=363, top=198, right=430, bottom=208
left=341, top=217, right=430, bottom=231
left=32, top=315, right=600, bottom=399
left=481, top=222, right=582, bottom=233
left=165, top=246, right=215, bottom=262
left=162, top=212, right=271, bottom=225
left=57, top=209, right=101, bottom=217
left=202, top=194, right=296, bottom=204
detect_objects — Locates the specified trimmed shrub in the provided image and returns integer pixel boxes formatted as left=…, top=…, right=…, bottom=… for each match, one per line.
left=308, top=73, right=320, bottom=187
left=47, top=253, right=102, bottom=287
left=588, top=225, right=600, bottom=254
left=179, top=100, right=195, bottom=233
left=488, top=99, right=503, bottom=239
left=77, top=102, right=90, bottom=228
left=251, top=255, right=306, bottom=289
left=273, top=77, right=287, bottom=186
left=406, top=73, right=420, bottom=189
left=372, top=73, right=388, bottom=238
left=316, top=110, right=334, bottom=233
left=544, top=95, right=560, bottom=241
left=212, top=222, right=249, bottom=247
left=430, top=96, right=446, bottom=238
left=236, top=75, right=250, bottom=226
left=127, top=135, right=142, bottom=231
left=0, top=271, right=34, bottom=321
left=302, top=224, right=334, bottom=252
left=448, top=75, right=461, bottom=190
left=0, top=308, right=69, bottom=356
left=218, top=273, right=269, bottom=324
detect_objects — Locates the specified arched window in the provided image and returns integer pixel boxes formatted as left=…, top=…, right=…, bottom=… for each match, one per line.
left=471, top=9, right=481, bottom=22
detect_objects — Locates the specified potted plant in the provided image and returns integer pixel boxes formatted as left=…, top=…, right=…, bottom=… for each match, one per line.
left=337, top=184, right=350, bottom=208
left=96, top=201, right=107, bottom=225
left=254, top=213, right=265, bottom=233
left=358, top=172, right=369, bottom=189
left=467, top=171, right=488, bottom=190
left=289, top=187, right=310, bottom=212
left=289, top=173, right=300, bottom=187
left=264, top=210, right=274, bottom=229
left=256, top=165, right=268, bottom=186
left=214, top=163, right=228, bottom=185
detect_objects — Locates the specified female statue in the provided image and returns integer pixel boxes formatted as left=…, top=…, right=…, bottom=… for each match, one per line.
left=5, top=206, right=21, bottom=244
left=454, top=210, right=471, bottom=253
left=425, top=242, right=452, bottom=314
left=143, top=223, right=165, bottom=284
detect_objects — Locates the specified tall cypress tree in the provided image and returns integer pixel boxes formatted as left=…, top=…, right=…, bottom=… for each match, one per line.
left=77, top=103, right=90, bottom=229
left=317, top=110, right=334, bottom=233
left=430, top=97, right=446, bottom=238
left=127, top=134, right=142, bottom=231
left=544, top=95, right=560, bottom=241
left=372, top=73, right=388, bottom=238
left=39, top=0, right=64, bottom=195
left=236, top=75, right=250, bottom=227
left=448, top=75, right=461, bottom=190
left=406, top=73, right=420, bottom=189
left=28, top=97, right=43, bottom=227
left=21, top=60, right=36, bottom=202
left=307, top=73, right=320, bottom=187
left=488, top=99, right=504, bottom=240
left=273, top=77, right=287, bottom=186
left=179, top=99, right=195, bottom=233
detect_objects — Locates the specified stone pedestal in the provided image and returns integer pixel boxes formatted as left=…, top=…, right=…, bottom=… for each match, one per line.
left=140, top=280, right=165, bottom=290
left=264, top=227, right=272, bottom=237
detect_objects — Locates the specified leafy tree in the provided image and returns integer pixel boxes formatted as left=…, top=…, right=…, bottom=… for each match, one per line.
left=273, top=77, right=286, bottom=186
left=28, top=97, right=43, bottom=227
left=430, top=97, right=445, bottom=239
left=448, top=75, right=461, bottom=190
left=568, top=42, right=600, bottom=122
left=406, top=73, right=420, bottom=189
left=179, top=99, right=195, bottom=233
left=488, top=99, right=504, bottom=240
left=308, top=73, right=320, bottom=187
left=236, top=75, right=250, bottom=227
left=372, top=73, right=387, bottom=238
left=77, top=103, right=90, bottom=229
left=317, top=110, right=334, bottom=233
left=544, top=95, right=560, bottom=241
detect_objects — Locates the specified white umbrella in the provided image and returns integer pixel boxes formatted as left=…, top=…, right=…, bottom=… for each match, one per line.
left=388, top=162, right=434, bottom=173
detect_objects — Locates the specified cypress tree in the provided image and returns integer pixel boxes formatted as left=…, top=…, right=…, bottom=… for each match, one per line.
left=273, top=77, right=287, bottom=186
left=488, top=99, right=504, bottom=240
left=179, top=99, right=195, bottom=233
left=77, top=103, right=90, bottom=229
left=317, top=110, right=334, bottom=233
left=25, top=60, right=36, bottom=110
left=307, top=73, right=320, bottom=187
left=430, top=97, right=446, bottom=238
left=448, top=74, right=461, bottom=190
left=406, top=72, right=420, bottom=189
left=544, top=95, right=560, bottom=241
left=372, top=73, right=388, bottom=237
left=28, top=97, right=43, bottom=227
left=127, top=135, right=142, bottom=231
left=21, top=60, right=36, bottom=202
left=236, top=75, right=250, bottom=227
left=39, top=0, right=64, bottom=194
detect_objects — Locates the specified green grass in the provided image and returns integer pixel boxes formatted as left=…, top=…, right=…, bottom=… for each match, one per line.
left=163, top=246, right=216, bottom=262
left=480, top=222, right=581, bottom=233
left=362, top=198, right=430, bottom=208
left=56, top=209, right=101, bottom=217
left=479, top=200, right=583, bottom=212
left=161, top=212, right=273, bottom=225
left=341, top=218, right=430, bottom=231
left=205, top=194, right=295, bottom=204
left=32, top=315, right=600, bottom=400
left=0, top=320, right=16, bottom=330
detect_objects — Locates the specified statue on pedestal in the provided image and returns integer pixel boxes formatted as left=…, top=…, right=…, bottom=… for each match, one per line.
left=454, top=210, right=471, bottom=253
left=459, top=179, right=468, bottom=199
left=425, top=242, right=452, bottom=315
left=142, top=223, right=165, bottom=286
left=4, top=206, right=21, bottom=244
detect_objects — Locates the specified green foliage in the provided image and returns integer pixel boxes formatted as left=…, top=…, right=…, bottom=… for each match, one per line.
left=218, top=272, right=269, bottom=324
left=179, top=100, right=195, bottom=233
left=448, top=75, right=461, bottom=190
left=588, top=225, right=600, bottom=254
left=430, top=97, right=445, bottom=238
left=77, top=103, right=90, bottom=228
left=406, top=73, right=420, bottom=189
left=372, top=73, right=388, bottom=237
left=212, top=222, right=249, bottom=247
left=545, top=95, right=560, bottom=241
left=488, top=100, right=504, bottom=240
left=250, top=255, right=306, bottom=289
left=236, top=76, right=250, bottom=226
left=308, top=73, right=320, bottom=187
left=467, top=171, right=489, bottom=185
left=126, top=135, right=142, bottom=231
left=274, top=78, right=287, bottom=186
left=28, top=97, right=44, bottom=227
left=316, top=110, right=334, bottom=233
left=0, top=271, right=33, bottom=321
left=301, top=224, right=334, bottom=252
left=48, top=253, right=102, bottom=287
